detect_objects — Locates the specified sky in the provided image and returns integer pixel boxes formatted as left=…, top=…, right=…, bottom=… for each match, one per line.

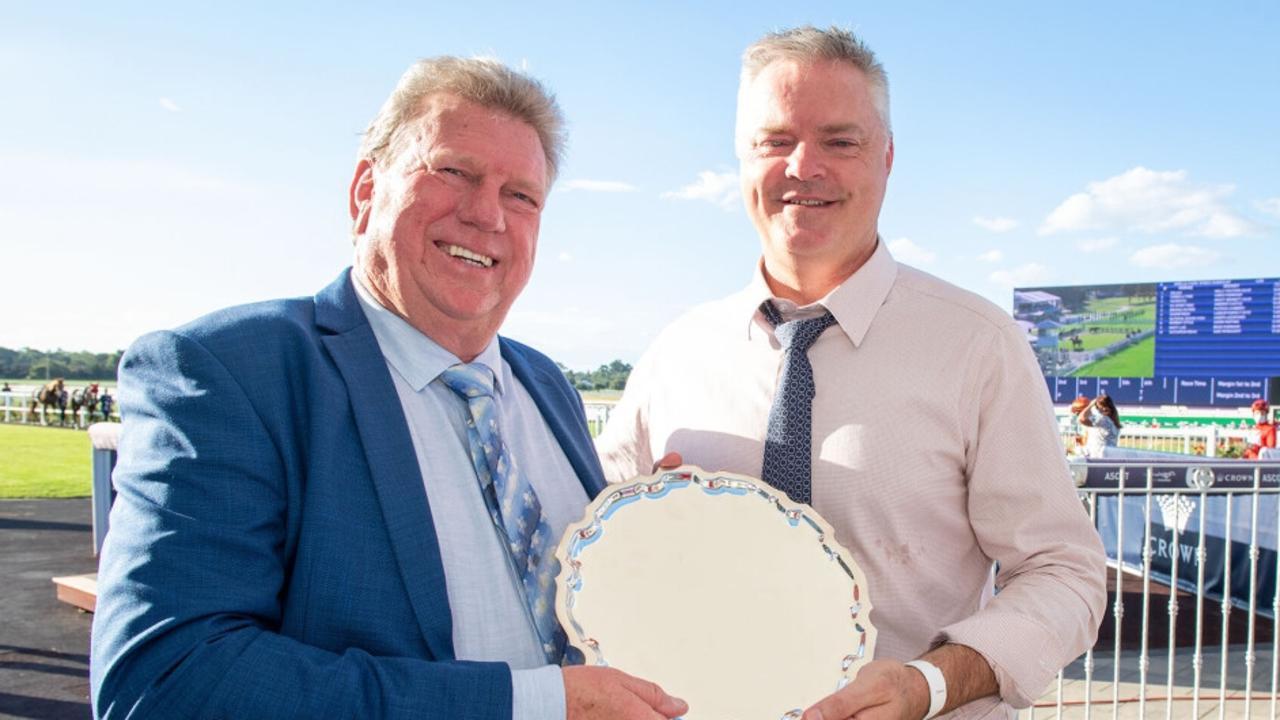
left=2, top=2, right=1278, bottom=369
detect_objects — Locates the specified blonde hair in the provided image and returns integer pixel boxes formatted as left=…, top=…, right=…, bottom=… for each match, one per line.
left=358, top=56, right=566, bottom=183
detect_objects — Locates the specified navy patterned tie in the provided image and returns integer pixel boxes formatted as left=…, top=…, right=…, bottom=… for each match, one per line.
left=760, top=300, right=837, bottom=506
left=439, top=363, right=566, bottom=664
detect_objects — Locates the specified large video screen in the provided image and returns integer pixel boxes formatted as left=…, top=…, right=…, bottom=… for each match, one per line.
left=1015, top=278, right=1280, bottom=379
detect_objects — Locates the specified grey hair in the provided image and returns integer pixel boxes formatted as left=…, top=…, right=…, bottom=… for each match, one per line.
left=358, top=56, right=566, bottom=184
left=740, top=25, right=891, bottom=134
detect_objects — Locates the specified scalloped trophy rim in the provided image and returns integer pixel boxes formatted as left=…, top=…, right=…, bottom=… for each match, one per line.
left=552, top=464, right=877, bottom=718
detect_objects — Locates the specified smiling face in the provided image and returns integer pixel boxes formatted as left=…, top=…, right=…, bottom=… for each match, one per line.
left=350, top=93, right=547, bottom=360
left=737, top=59, right=893, bottom=303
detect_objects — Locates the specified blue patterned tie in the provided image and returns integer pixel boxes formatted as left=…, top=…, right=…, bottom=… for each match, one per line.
left=439, top=363, right=565, bottom=664
left=760, top=300, right=837, bottom=506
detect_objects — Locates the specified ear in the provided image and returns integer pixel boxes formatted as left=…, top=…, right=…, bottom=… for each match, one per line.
left=349, top=158, right=375, bottom=235
left=884, top=135, right=895, bottom=175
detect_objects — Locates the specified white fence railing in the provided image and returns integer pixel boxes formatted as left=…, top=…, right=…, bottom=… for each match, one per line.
left=1030, top=460, right=1279, bottom=717
left=1062, top=424, right=1256, bottom=458
left=0, top=392, right=119, bottom=427
left=583, top=401, right=615, bottom=437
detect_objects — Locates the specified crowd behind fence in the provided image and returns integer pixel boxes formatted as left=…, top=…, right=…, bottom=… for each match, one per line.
left=1, top=391, right=119, bottom=427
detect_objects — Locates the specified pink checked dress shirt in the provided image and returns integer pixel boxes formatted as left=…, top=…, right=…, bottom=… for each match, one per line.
left=596, top=240, right=1107, bottom=718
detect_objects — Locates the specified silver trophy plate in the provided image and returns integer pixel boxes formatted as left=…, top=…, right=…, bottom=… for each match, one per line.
left=555, top=466, right=876, bottom=720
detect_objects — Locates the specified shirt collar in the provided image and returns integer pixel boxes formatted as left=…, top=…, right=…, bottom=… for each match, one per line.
left=738, top=237, right=898, bottom=348
left=351, top=274, right=504, bottom=394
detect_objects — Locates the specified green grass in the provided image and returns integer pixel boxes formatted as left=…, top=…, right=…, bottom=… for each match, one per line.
left=1054, top=296, right=1155, bottom=355
left=1069, top=336, right=1156, bottom=377
left=1058, top=332, right=1131, bottom=351
left=1083, top=296, right=1156, bottom=321
left=0, top=424, right=92, bottom=498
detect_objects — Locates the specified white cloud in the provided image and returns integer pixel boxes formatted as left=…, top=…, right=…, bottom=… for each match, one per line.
left=989, top=263, right=1049, bottom=288
left=1257, top=197, right=1280, bottom=217
left=504, top=308, right=614, bottom=337
left=558, top=251, right=573, bottom=263
left=1129, top=243, right=1220, bottom=270
left=1076, top=237, right=1119, bottom=253
left=973, top=216, right=1018, bottom=233
left=563, top=179, right=637, bottom=193
left=977, top=249, right=1003, bottom=263
left=888, top=237, right=936, bottom=265
left=159, top=97, right=181, bottom=112
left=1039, top=166, right=1259, bottom=238
left=661, top=170, right=739, bottom=210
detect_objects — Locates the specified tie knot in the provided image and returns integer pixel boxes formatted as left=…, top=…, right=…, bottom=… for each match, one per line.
left=439, top=363, right=496, bottom=400
left=762, top=301, right=836, bottom=353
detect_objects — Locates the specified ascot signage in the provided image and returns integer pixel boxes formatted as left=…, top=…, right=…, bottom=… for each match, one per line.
left=1084, top=460, right=1279, bottom=618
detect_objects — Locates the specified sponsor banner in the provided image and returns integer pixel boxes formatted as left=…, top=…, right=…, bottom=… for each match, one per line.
left=1096, top=494, right=1278, bottom=618
left=1080, top=462, right=1280, bottom=491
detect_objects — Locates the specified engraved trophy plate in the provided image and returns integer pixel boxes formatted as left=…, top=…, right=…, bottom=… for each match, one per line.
left=555, top=466, right=875, bottom=720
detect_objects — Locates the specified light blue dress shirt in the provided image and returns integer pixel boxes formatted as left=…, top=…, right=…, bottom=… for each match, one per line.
left=354, top=278, right=587, bottom=720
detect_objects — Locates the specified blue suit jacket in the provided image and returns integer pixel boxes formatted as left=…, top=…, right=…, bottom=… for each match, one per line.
left=90, top=270, right=607, bottom=719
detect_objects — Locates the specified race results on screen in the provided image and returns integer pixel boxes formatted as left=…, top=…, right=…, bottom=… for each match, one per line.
left=1156, top=279, right=1280, bottom=377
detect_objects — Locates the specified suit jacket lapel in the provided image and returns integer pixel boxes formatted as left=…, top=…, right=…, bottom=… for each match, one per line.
left=501, top=339, right=607, bottom=499
left=315, top=270, right=455, bottom=660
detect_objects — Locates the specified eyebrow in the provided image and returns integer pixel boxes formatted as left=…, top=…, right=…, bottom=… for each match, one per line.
left=817, top=123, right=868, bottom=136
left=426, top=149, right=545, bottom=198
left=754, top=122, right=870, bottom=137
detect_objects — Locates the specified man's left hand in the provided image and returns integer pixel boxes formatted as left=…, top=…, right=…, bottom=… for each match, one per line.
left=800, top=659, right=930, bottom=720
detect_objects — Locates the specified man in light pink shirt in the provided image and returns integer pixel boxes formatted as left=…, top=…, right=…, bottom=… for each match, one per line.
left=596, top=26, right=1106, bottom=720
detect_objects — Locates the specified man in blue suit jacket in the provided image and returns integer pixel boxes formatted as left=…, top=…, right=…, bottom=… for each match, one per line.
left=91, top=56, right=687, bottom=720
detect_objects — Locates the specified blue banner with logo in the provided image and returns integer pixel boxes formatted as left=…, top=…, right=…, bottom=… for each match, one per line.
left=1087, top=462, right=1279, bottom=618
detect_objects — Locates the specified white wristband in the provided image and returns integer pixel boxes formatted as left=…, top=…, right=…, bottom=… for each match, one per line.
left=904, top=659, right=947, bottom=719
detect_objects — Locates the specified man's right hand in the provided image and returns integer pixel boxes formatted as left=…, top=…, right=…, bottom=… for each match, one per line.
left=563, top=666, right=688, bottom=719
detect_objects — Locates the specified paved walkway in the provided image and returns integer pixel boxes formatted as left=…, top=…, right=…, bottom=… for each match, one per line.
left=1033, top=645, right=1279, bottom=718
left=0, top=499, right=95, bottom=720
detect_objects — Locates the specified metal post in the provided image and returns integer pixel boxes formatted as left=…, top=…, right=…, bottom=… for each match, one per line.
left=1084, top=490, right=1098, bottom=720
left=1270, top=483, right=1280, bottom=720
left=91, top=446, right=115, bottom=555
left=1165, top=489, right=1182, bottom=720
left=1112, top=468, right=1127, bottom=714
left=1218, top=494, right=1234, bottom=719
left=1138, top=467, right=1155, bottom=717
left=1244, top=466, right=1263, bottom=718
left=1192, top=489, right=1208, bottom=718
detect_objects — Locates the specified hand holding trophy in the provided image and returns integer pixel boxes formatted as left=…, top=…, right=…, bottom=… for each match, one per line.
left=555, top=466, right=876, bottom=720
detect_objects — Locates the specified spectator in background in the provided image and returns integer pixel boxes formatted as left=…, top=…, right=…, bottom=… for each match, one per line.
left=1068, top=395, right=1090, bottom=455
left=1078, top=394, right=1121, bottom=457
left=1, top=382, right=10, bottom=392
left=98, top=388, right=114, bottom=422
left=1244, top=398, right=1276, bottom=459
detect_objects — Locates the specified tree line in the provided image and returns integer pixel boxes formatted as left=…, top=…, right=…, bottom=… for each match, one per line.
left=0, top=344, right=633, bottom=391
left=557, top=360, right=632, bottom=392
left=0, top=346, right=124, bottom=381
